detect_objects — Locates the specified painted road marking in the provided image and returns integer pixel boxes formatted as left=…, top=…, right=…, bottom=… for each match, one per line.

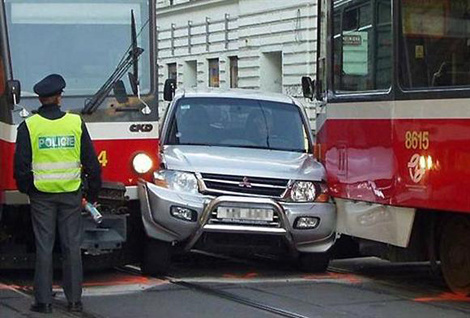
left=414, top=292, right=470, bottom=302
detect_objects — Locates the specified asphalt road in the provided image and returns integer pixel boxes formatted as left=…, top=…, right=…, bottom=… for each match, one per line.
left=1, top=255, right=469, bottom=318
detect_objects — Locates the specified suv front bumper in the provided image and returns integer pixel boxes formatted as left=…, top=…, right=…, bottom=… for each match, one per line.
left=138, top=181, right=336, bottom=254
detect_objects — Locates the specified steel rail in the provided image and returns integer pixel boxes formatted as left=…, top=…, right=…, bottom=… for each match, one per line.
left=116, top=265, right=309, bottom=318
left=171, top=280, right=310, bottom=318
left=116, top=263, right=468, bottom=317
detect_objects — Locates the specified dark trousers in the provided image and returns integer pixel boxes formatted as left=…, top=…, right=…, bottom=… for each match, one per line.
left=29, top=191, right=83, bottom=304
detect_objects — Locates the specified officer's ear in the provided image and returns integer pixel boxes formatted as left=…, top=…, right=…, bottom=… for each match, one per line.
left=55, top=94, right=62, bottom=104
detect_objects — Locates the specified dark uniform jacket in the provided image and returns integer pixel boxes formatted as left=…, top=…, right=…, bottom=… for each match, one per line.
left=14, top=104, right=102, bottom=202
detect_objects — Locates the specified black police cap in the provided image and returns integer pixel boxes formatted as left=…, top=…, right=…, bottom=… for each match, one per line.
left=33, top=74, right=66, bottom=97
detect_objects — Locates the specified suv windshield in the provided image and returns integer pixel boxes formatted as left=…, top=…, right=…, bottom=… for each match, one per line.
left=5, top=0, right=150, bottom=98
left=167, top=97, right=308, bottom=152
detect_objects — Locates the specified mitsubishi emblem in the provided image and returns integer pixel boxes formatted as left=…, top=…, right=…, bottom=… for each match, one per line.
left=239, top=176, right=252, bottom=188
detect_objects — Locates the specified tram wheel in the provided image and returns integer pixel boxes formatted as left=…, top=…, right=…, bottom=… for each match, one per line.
left=141, top=238, right=172, bottom=277
left=297, top=252, right=330, bottom=273
left=439, top=215, right=470, bottom=296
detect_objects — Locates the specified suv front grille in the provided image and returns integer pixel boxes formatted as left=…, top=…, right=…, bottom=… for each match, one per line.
left=200, top=173, right=289, bottom=198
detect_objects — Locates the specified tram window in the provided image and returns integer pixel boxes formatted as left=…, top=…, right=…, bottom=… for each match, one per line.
left=343, top=9, right=359, bottom=31
left=333, top=0, right=392, bottom=94
left=399, top=0, right=470, bottom=89
left=4, top=0, right=151, bottom=98
left=0, top=58, right=5, bottom=96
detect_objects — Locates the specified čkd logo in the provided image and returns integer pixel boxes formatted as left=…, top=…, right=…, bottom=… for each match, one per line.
left=130, top=124, right=153, bottom=133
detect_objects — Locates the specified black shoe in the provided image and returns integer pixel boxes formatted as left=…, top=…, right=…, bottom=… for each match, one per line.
left=67, top=301, right=83, bottom=312
left=30, top=302, right=52, bottom=314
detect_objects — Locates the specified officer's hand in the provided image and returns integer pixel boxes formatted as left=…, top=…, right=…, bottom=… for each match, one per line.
left=82, top=198, right=99, bottom=207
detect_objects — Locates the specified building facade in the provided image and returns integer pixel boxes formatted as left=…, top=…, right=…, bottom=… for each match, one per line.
left=156, top=0, right=318, bottom=128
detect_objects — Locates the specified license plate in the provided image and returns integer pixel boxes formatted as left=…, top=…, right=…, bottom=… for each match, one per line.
left=217, top=207, right=274, bottom=221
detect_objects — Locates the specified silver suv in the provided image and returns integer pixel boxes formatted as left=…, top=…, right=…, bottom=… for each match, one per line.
left=138, top=83, right=336, bottom=275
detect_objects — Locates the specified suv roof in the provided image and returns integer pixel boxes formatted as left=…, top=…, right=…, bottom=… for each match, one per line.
left=173, top=87, right=297, bottom=105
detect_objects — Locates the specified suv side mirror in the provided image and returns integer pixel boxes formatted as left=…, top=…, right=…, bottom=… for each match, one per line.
left=301, top=76, right=323, bottom=101
left=163, top=79, right=177, bottom=101
left=7, top=80, right=21, bottom=106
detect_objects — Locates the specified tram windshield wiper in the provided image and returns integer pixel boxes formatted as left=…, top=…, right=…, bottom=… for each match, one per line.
left=82, top=10, right=144, bottom=115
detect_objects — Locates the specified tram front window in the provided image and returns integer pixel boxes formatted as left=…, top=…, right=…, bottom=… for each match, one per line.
left=333, top=0, right=392, bottom=94
left=4, top=0, right=150, bottom=98
left=399, top=0, right=470, bottom=89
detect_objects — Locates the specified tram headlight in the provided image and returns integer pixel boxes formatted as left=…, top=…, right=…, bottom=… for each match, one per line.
left=288, top=181, right=329, bottom=203
left=153, top=170, right=199, bottom=194
left=132, top=153, right=153, bottom=174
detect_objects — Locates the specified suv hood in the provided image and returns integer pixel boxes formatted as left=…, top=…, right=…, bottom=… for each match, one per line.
left=161, top=145, right=325, bottom=181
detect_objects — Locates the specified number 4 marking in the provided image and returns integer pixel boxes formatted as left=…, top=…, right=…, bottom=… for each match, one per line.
left=98, top=150, right=108, bottom=167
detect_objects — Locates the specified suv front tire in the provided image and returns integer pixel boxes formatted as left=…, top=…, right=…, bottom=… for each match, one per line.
left=141, top=238, right=172, bottom=276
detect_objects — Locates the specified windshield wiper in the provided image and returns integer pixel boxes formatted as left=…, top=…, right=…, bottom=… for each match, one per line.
left=82, top=10, right=144, bottom=115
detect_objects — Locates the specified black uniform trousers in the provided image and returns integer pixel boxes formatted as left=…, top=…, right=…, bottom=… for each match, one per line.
left=29, top=190, right=83, bottom=304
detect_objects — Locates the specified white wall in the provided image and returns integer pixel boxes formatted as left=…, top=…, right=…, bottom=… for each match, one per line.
left=156, top=0, right=318, bottom=129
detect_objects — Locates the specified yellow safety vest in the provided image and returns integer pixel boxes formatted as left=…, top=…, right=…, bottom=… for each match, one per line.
left=26, top=113, right=82, bottom=193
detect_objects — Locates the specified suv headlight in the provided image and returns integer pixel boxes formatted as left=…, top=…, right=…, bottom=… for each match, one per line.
left=153, top=170, right=199, bottom=194
left=288, top=181, right=329, bottom=202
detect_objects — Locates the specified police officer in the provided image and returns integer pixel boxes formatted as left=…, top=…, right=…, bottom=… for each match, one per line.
left=14, top=74, right=101, bottom=314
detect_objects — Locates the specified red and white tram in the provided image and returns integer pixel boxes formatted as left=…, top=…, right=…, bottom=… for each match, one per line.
left=305, top=0, right=470, bottom=295
left=0, top=0, right=159, bottom=268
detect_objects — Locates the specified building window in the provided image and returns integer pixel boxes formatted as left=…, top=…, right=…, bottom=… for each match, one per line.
left=168, top=63, right=177, bottom=80
left=229, top=56, right=238, bottom=88
left=208, top=58, right=219, bottom=87
left=260, top=52, right=282, bottom=93
left=184, top=60, right=197, bottom=88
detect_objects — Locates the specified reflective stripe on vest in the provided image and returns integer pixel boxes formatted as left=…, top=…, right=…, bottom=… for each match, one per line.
left=32, top=162, right=81, bottom=171
left=26, top=113, right=82, bottom=193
